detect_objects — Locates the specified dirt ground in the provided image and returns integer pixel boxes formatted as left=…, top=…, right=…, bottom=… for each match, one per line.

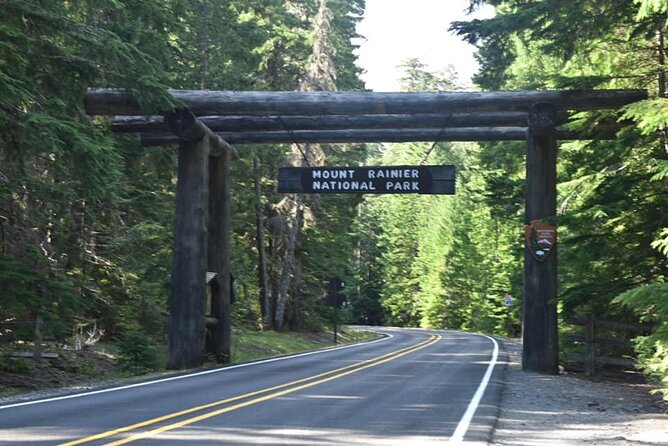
left=491, top=339, right=668, bottom=446
left=0, top=347, right=120, bottom=399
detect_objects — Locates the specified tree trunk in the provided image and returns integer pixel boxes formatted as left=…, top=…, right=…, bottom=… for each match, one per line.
left=657, top=27, right=668, bottom=153
left=33, top=314, right=43, bottom=363
left=253, top=149, right=271, bottom=330
left=288, top=251, right=304, bottom=330
left=272, top=0, right=335, bottom=331
left=274, top=195, right=302, bottom=331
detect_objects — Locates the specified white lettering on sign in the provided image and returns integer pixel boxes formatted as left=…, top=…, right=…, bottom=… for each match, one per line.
left=367, top=169, right=421, bottom=180
left=304, top=167, right=433, bottom=193
left=386, top=181, right=420, bottom=191
left=312, top=170, right=356, bottom=180
left=312, top=181, right=376, bottom=191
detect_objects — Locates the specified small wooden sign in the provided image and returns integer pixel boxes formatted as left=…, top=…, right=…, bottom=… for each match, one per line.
left=278, top=165, right=455, bottom=195
left=524, top=220, right=557, bottom=262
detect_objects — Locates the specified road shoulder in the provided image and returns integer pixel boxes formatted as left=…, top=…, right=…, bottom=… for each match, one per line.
left=491, top=338, right=668, bottom=445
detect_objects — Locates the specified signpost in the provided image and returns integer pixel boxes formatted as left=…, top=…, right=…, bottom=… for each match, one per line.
left=278, top=165, right=455, bottom=195
left=326, top=277, right=346, bottom=343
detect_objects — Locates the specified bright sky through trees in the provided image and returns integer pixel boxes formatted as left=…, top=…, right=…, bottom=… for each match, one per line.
left=355, top=0, right=494, bottom=91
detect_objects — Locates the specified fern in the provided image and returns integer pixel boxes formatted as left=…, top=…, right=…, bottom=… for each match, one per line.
left=613, top=283, right=668, bottom=400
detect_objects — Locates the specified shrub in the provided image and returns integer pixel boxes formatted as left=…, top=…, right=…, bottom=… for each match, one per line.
left=613, top=282, right=668, bottom=400
left=116, top=331, right=161, bottom=373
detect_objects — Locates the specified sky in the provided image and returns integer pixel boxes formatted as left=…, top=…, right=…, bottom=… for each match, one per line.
left=354, top=0, right=495, bottom=91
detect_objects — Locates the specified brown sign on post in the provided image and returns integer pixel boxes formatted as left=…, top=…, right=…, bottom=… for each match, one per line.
left=525, top=220, right=557, bottom=262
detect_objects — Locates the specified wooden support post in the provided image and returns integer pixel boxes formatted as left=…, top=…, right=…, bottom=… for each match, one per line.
left=207, top=145, right=232, bottom=363
left=523, top=103, right=559, bottom=374
left=167, top=114, right=210, bottom=370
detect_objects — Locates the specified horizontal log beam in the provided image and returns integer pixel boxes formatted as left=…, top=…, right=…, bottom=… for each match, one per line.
left=164, top=108, right=235, bottom=158
left=139, top=125, right=619, bottom=146
left=86, top=88, right=647, bottom=116
left=112, top=112, right=560, bottom=133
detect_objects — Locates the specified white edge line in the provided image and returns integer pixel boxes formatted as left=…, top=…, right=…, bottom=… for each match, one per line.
left=449, top=333, right=500, bottom=444
left=0, top=332, right=392, bottom=411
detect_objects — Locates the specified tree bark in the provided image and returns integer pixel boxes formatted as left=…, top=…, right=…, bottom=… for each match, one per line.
left=274, top=195, right=302, bottom=331
left=253, top=149, right=271, bottom=330
left=33, top=314, right=43, bottom=363
left=657, top=28, right=668, bottom=153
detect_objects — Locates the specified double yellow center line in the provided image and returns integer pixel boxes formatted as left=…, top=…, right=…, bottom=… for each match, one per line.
left=61, top=334, right=440, bottom=446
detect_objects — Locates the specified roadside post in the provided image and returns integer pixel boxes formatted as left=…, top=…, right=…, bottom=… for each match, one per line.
left=326, top=277, right=346, bottom=343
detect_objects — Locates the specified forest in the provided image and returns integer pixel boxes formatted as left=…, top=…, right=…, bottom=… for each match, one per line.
left=0, top=0, right=666, bottom=397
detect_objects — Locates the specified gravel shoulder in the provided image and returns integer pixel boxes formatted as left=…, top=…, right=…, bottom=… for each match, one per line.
left=491, top=338, right=668, bottom=446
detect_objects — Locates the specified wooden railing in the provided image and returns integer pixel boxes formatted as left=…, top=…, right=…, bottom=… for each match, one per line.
left=565, top=315, right=653, bottom=375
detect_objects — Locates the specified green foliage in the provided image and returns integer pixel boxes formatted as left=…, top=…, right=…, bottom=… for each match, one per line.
left=622, top=99, right=668, bottom=135
left=452, top=1, right=668, bottom=376
left=231, top=326, right=378, bottom=363
left=347, top=62, right=521, bottom=335
left=116, top=331, right=161, bottom=373
left=0, top=0, right=368, bottom=354
left=0, top=356, right=34, bottom=374
left=3, top=0, right=665, bottom=393
left=399, top=58, right=461, bottom=91
left=635, top=0, right=668, bottom=19
left=0, top=254, right=43, bottom=315
left=613, top=283, right=668, bottom=400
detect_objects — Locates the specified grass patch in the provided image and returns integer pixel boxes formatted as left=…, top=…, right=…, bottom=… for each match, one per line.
left=231, top=327, right=380, bottom=364
left=0, top=328, right=380, bottom=399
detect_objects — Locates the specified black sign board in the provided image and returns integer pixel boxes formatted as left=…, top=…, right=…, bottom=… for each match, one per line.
left=278, top=165, right=455, bottom=195
left=325, top=277, right=346, bottom=308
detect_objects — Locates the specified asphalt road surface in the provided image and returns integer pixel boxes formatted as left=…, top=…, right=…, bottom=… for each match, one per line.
left=0, top=328, right=504, bottom=445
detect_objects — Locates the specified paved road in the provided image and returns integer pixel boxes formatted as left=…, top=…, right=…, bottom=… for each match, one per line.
left=0, top=328, right=504, bottom=445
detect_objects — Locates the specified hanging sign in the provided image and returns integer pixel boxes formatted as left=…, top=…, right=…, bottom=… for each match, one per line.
left=524, top=220, right=557, bottom=262
left=277, top=165, right=455, bottom=195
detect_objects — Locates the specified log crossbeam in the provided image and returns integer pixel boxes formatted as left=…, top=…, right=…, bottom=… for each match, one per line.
left=86, top=88, right=646, bottom=146
left=86, top=88, right=647, bottom=117
left=139, top=125, right=620, bottom=147
left=112, top=112, right=561, bottom=133
left=87, top=87, right=649, bottom=374
left=165, top=108, right=235, bottom=157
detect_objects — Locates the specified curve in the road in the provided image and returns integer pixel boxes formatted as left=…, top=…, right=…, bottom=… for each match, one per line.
left=0, top=328, right=503, bottom=445
left=61, top=334, right=440, bottom=445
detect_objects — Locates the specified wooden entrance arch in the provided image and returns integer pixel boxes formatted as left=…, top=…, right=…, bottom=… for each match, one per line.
left=85, top=88, right=647, bottom=373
